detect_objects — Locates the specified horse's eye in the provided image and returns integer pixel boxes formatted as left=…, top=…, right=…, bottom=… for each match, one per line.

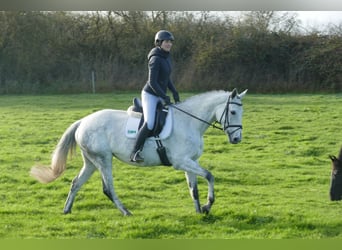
left=231, top=111, right=236, bottom=115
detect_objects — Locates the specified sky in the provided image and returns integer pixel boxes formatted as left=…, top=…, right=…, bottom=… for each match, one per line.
left=222, top=11, right=342, bottom=32
left=296, top=11, right=342, bottom=29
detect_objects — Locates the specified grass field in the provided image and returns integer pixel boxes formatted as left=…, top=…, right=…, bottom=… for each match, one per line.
left=0, top=91, right=342, bottom=239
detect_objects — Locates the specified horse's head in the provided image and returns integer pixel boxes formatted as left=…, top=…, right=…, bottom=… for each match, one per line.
left=216, top=89, right=247, bottom=144
left=329, top=147, right=342, bottom=201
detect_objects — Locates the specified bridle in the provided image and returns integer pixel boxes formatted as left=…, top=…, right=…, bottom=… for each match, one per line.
left=217, top=95, right=243, bottom=135
left=170, top=95, right=243, bottom=136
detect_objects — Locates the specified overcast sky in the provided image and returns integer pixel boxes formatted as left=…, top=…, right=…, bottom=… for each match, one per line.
left=223, top=11, right=342, bottom=32
left=296, top=11, right=342, bottom=28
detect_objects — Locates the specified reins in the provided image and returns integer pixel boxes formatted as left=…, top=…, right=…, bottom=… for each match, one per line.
left=170, top=104, right=222, bottom=130
left=169, top=95, right=243, bottom=132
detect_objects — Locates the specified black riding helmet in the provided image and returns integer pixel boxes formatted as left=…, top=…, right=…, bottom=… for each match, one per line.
left=154, top=30, right=174, bottom=46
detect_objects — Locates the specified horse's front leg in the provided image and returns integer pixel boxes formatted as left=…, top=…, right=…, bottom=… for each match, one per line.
left=201, top=171, right=215, bottom=214
left=177, top=159, right=215, bottom=214
left=185, top=172, right=201, bottom=213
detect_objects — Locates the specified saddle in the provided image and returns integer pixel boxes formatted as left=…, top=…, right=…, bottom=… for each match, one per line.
left=126, top=98, right=172, bottom=166
left=131, top=97, right=168, bottom=136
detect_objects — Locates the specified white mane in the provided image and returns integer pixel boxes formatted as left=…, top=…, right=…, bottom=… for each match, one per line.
left=177, top=90, right=229, bottom=110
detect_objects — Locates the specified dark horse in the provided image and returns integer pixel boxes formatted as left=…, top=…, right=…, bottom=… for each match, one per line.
left=329, top=147, right=342, bottom=201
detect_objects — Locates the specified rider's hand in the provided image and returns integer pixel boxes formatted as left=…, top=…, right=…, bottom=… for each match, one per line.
left=164, top=96, right=172, bottom=105
left=173, top=92, right=180, bottom=103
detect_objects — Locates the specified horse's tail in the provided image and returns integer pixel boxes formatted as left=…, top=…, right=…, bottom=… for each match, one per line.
left=30, top=120, right=81, bottom=184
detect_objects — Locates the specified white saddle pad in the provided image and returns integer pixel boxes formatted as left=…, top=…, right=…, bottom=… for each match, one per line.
left=125, top=108, right=173, bottom=140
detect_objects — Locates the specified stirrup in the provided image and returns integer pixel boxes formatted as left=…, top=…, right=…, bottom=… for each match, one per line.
left=130, top=150, right=144, bottom=163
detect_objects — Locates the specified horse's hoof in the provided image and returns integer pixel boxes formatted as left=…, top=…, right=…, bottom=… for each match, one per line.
left=201, top=205, right=210, bottom=214
left=123, top=210, right=133, bottom=216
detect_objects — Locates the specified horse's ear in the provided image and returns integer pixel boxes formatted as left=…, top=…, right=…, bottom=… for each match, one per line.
left=231, top=88, right=237, bottom=98
left=239, top=89, right=248, bottom=99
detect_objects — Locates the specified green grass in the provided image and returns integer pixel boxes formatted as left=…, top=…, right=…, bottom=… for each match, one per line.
left=0, top=92, right=342, bottom=239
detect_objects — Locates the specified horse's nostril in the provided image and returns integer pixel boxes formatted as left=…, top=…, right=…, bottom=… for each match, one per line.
left=231, top=137, right=240, bottom=144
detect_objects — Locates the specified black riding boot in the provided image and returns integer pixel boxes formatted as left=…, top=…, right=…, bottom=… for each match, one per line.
left=130, top=124, right=151, bottom=163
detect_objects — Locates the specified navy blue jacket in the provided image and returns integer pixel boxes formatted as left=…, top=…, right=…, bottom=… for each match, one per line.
left=143, top=47, right=178, bottom=100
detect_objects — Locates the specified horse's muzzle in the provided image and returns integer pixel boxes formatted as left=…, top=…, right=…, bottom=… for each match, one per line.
left=232, top=137, right=241, bottom=144
left=228, top=134, right=241, bottom=144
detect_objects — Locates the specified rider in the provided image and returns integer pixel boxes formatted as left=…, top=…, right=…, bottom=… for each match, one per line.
left=130, top=30, right=180, bottom=163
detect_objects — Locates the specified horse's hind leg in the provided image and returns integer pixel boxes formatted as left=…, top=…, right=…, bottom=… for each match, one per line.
left=64, top=156, right=96, bottom=214
left=100, top=165, right=132, bottom=216
left=185, top=172, right=201, bottom=213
